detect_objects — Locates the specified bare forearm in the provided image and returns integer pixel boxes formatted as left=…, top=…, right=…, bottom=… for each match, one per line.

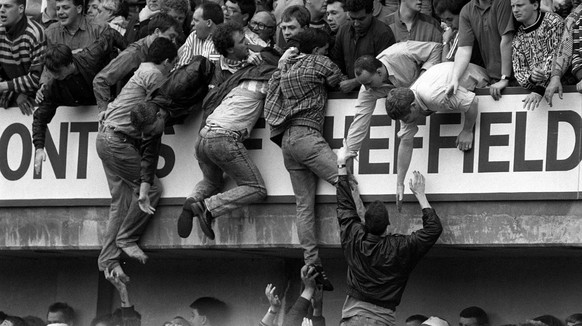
left=500, top=34, right=513, bottom=77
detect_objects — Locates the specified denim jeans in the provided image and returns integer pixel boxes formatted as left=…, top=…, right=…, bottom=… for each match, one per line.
left=282, top=125, right=338, bottom=265
left=190, top=128, right=266, bottom=217
left=96, top=127, right=162, bottom=271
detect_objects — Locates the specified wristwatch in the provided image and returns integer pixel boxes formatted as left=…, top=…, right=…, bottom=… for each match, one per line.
left=500, top=75, right=509, bottom=81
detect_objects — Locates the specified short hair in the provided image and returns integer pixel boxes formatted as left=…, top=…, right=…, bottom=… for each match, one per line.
left=433, top=0, right=469, bottom=16
left=385, top=88, right=415, bottom=120
left=189, top=297, right=228, bottom=326
left=566, top=314, right=582, bottom=326
left=148, top=12, right=181, bottom=35
left=281, top=5, right=310, bottom=27
left=228, top=0, right=256, bottom=21
left=212, top=21, right=244, bottom=56
left=160, top=0, right=190, bottom=15
left=364, top=201, right=389, bottom=235
left=287, top=28, right=330, bottom=54
left=460, top=307, right=489, bottom=326
left=407, top=315, right=430, bottom=324
left=14, top=0, right=25, bottom=7
left=100, top=0, right=130, bottom=18
left=345, top=0, right=373, bottom=13
left=44, top=44, right=74, bottom=72
left=5, top=317, right=26, bottom=326
left=130, top=102, right=160, bottom=132
left=354, top=55, right=383, bottom=76
left=146, top=37, right=178, bottom=64
left=48, top=302, right=75, bottom=325
left=327, top=0, right=345, bottom=7
left=23, top=316, right=46, bottom=326
left=533, top=316, right=563, bottom=326
left=90, top=314, right=113, bottom=326
left=57, top=0, right=84, bottom=7
left=201, top=1, right=224, bottom=24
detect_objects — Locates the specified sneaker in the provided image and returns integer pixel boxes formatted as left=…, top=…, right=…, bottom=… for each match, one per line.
left=194, top=202, right=215, bottom=240
left=177, top=197, right=196, bottom=238
left=311, top=264, right=334, bottom=291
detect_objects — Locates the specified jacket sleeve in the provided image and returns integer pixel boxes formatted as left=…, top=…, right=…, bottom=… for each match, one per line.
left=9, top=34, right=46, bottom=94
left=282, top=297, right=311, bottom=326
left=32, top=87, right=59, bottom=149
left=331, top=28, right=346, bottom=75
left=139, top=135, right=161, bottom=185
left=406, top=208, right=443, bottom=259
left=336, top=175, right=360, bottom=240
left=313, top=316, right=326, bottom=326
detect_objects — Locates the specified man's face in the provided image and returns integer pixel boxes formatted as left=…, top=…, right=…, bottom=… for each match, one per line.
left=0, top=0, right=23, bottom=28
left=146, top=0, right=160, bottom=11
left=193, top=7, right=211, bottom=40
left=189, top=309, right=205, bottom=326
left=56, top=0, right=82, bottom=27
left=326, top=1, right=348, bottom=32
left=511, top=0, right=538, bottom=24
left=86, top=0, right=99, bottom=18
left=49, top=64, right=75, bottom=80
left=248, top=11, right=276, bottom=43
left=439, top=9, right=459, bottom=30
left=167, top=8, right=186, bottom=27
left=280, top=17, right=304, bottom=42
left=403, top=0, right=421, bottom=12
left=223, top=1, right=245, bottom=25
left=306, top=0, right=327, bottom=21
left=229, top=30, right=249, bottom=61
left=348, top=9, right=371, bottom=35
left=399, top=101, right=419, bottom=124
left=47, top=311, right=66, bottom=325
left=459, top=317, right=481, bottom=326
left=142, top=110, right=166, bottom=136
left=157, top=26, right=179, bottom=44
left=355, top=69, right=384, bottom=90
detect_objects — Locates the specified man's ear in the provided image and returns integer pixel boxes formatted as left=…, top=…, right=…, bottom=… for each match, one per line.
left=242, top=12, right=249, bottom=24
left=76, top=4, right=83, bottom=14
left=376, top=67, right=383, bottom=76
left=200, top=315, right=208, bottom=326
left=311, top=47, right=320, bottom=54
left=153, top=27, right=161, bottom=36
left=18, top=4, right=24, bottom=15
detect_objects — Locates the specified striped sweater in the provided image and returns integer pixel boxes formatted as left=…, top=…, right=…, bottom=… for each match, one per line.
left=0, top=16, right=47, bottom=94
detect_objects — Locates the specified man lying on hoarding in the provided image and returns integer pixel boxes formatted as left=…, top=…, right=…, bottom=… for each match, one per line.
left=385, top=61, right=488, bottom=210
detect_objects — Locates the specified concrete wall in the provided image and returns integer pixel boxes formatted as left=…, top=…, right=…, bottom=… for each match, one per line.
left=2, top=250, right=582, bottom=326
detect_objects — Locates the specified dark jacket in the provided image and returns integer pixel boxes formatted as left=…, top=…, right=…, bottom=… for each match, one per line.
left=282, top=297, right=325, bottom=326
left=32, top=31, right=128, bottom=149
left=336, top=175, right=442, bottom=310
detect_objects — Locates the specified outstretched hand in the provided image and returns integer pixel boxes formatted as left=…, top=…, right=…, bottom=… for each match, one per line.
left=300, top=265, right=319, bottom=290
left=264, top=284, right=281, bottom=310
left=337, top=139, right=357, bottom=165
left=408, top=171, right=425, bottom=196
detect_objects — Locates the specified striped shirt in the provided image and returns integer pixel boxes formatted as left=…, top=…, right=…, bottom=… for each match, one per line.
left=175, top=31, right=220, bottom=69
left=0, top=16, right=46, bottom=94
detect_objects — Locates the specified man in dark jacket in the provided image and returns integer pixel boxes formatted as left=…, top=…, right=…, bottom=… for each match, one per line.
left=335, top=143, right=442, bottom=326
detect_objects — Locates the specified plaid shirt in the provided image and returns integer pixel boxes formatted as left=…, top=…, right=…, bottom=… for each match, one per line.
left=265, top=54, right=345, bottom=138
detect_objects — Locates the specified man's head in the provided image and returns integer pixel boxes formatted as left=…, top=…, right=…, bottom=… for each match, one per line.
left=566, top=314, right=582, bottom=326
left=170, top=317, right=191, bottom=326
left=385, top=87, right=417, bottom=123
left=326, top=0, right=347, bottom=32
left=407, top=315, right=430, bottom=326
left=3, top=316, right=26, bottom=326
left=287, top=28, right=330, bottom=55
left=85, top=0, right=100, bottom=18
left=511, top=0, right=540, bottom=26
left=56, top=0, right=83, bottom=28
left=533, top=315, right=563, bottom=326
left=130, top=102, right=168, bottom=136
left=192, top=2, right=223, bottom=40
left=146, top=36, right=178, bottom=74
left=160, top=0, right=189, bottom=27
left=0, top=0, right=25, bottom=29
left=248, top=10, right=276, bottom=43
left=305, top=0, right=327, bottom=22
left=423, top=317, right=451, bottom=326
left=213, top=21, right=248, bottom=60
left=364, top=201, right=389, bottom=235
left=401, top=0, right=422, bottom=13
left=459, top=307, right=489, bottom=326
left=223, top=0, right=255, bottom=26
left=47, top=302, right=75, bottom=326
left=189, top=297, right=227, bottom=326
left=434, top=0, right=467, bottom=30
left=280, top=5, right=310, bottom=42
left=148, top=12, right=181, bottom=43
left=354, top=55, right=387, bottom=90
left=345, top=0, right=372, bottom=35
left=45, top=44, right=77, bottom=80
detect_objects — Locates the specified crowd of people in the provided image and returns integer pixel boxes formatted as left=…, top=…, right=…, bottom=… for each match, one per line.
left=4, top=0, right=582, bottom=323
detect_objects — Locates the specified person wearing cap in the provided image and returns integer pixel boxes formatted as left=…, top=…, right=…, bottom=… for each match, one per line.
left=335, top=141, right=442, bottom=326
left=385, top=61, right=488, bottom=210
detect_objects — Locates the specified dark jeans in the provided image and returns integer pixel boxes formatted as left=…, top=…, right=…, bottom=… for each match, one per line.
left=190, top=127, right=266, bottom=217
left=96, top=127, right=162, bottom=271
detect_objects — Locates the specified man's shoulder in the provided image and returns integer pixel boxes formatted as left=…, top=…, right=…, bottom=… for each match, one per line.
left=22, top=17, right=46, bottom=41
left=45, top=21, right=62, bottom=33
left=416, top=12, right=441, bottom=27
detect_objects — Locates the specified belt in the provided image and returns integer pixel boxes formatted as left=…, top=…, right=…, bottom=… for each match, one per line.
left=200, top=125, right=245, bottom=141
left=100, top=124, right=142, bottom=148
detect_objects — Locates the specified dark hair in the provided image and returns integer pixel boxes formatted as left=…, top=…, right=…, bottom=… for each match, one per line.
left=364, top=201, right=389, bottom=235
left=90, top=314, right=113, bottom=326
left=385, top=88, right=415, bottom=120
left=160, top=0, right=190, bottom=15
left=228, top=0, right=256, bottom=22
left=148, top=12, right=180, bottom=35
left=287, top=28, right=330, bottom=54
left=57, top=0, right=83, bottom=7
left=5, top=317, right=26, bottom=326
left=327, top=0, right=345, bottom=7
left=345, top=0, right=373, bottom=14
left=147, top=37, right=178, bottom=64
left=48, top=303, right=75, bottom=325
left=14, top=0, right=25, bottom=7
left=130, top=102, right=160, bottom=132
left=189, top=297, right=228, bottom=326
left=533, top=316, right=563, bottom=326
left=407, top=315, right=429, bottom=324
left=460, top=307, right=489, bottom=326
left=44, top=44, right=74, bottom=72
left=566, top=314, right=582, bottom=326
left=23, top=316, right=46, bottom=326
left=281, top=5, right=310, bottom=27
left=354, top=55, right=383, bottom=76
left=213, top=21, right=244, bottom=56
left=201, top=1, right=224, bottom=24
left=433, top=0, right=469, bottom=16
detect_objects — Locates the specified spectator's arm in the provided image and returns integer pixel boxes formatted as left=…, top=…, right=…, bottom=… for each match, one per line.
left=259, top=284, right=281, bottom=326
left=499, top=33, right=514, bottom=79
left=512, top=42, right=536, bottom=89
left=93, top=49, right=142, bottom=112
left=330, top=29, right=346, bottom=74
left=345, top=87, right=384, bottom=153
left=6, top=37, right=47, bottom=94
left=32, top=94, right=58, bottom=150
left=105, top=269, right=141, bottom=326
left=416, top=41, right=443, bottom=72
left=323, top=58, right=346, bottom=88
left=282, top=266, right=318, bottom=326
left=336, top=141, right=360, bottom=231
left=571, top=18, right=582, bottom=79
left=407, top=171, right=443, bottom=255
left=140, top=134, right=162, bottom=185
